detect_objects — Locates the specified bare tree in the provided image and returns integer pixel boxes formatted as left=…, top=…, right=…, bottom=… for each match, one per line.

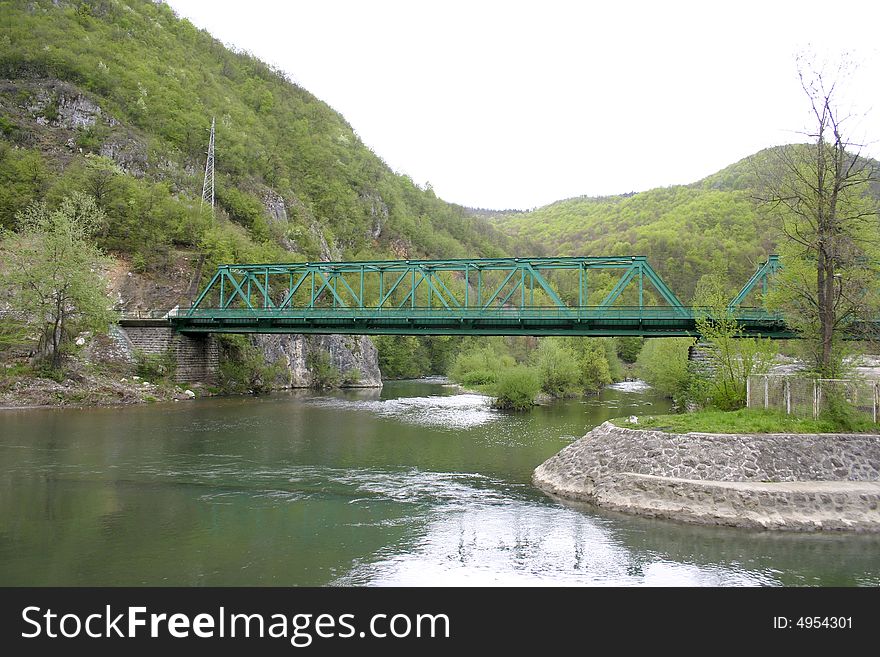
left=756, top=56, right=880, bottom=376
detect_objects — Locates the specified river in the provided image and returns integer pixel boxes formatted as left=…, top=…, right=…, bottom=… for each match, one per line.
left=1, top=379, right=878, bottom=586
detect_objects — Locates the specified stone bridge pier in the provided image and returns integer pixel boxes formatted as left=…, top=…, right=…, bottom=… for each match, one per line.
left=119, top=319, right=219, bottom=384
left=687, top=342, right=715, bottom=373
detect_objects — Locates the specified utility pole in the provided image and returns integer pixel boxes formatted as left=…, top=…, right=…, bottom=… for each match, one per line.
left=200, top=117, right=215, bottom=215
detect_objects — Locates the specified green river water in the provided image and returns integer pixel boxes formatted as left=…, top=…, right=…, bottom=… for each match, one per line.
left=1, top=379, right=878, bottom=586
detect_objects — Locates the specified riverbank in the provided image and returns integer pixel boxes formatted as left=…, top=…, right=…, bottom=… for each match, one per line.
left=0, top=368, right=206, bottom=408
left=534, top=421, right=880, bottom=532
left=0, top=367, right=388, bottom=409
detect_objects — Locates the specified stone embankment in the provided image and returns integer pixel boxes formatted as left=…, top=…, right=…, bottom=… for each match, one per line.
left=533, top=421, right=880, bottom=532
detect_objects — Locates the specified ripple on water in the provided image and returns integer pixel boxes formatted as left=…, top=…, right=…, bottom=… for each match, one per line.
left=327, top=468, right=515, bottom=507
left=175, top=462, right=520, bottom=512
left=306, top=393, right=497, bottom=429
left=607, top=380, right=653, bottom=393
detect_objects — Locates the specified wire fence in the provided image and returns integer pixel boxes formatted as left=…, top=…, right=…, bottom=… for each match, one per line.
left=747, top=374, right=879, bottom=422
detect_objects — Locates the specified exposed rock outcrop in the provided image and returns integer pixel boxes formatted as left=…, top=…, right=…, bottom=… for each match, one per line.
left=4, top=78, right=149, bottom=175
left=309, top=220, right=340, bottom=261
left=25, top=80, right=117, bottom=130
left=254, top=334, right=382, bottom=388
left=98, top=134, right=147, bottom=177
left=262, top=188, right=288, bottom=224
left=361, top=191, right=388, bottom=240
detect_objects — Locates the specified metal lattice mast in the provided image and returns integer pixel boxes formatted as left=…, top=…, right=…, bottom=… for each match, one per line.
left=200, top=117, right=215, bottom=213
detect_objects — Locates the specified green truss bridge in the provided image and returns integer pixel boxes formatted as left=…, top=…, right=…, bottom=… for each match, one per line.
left=167, top=255, right=798, bottom=338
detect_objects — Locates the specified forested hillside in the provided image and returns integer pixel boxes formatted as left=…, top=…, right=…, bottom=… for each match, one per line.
left=0, top=0, right=509, bottom=295
left=492, top=150, right=794, bottom=300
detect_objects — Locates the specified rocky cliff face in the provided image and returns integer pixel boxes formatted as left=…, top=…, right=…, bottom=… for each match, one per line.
left=6, top=79, right=149, bottom=175
left=254, top=334, right=382, bottom=388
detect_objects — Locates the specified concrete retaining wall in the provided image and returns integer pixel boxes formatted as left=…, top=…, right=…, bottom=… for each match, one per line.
left=533, top=422, right=880, bottom=532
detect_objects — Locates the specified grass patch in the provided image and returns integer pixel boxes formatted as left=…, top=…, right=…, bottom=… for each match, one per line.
left=0, top=362, right=33, bottom=379
left=614, top=408, right=880, bottom=434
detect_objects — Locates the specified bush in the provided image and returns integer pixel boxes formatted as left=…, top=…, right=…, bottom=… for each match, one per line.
left=534, top=339, right=580, bottom=398
left=134, top=349, right=176, bottom=382
left=218, top=335, right=279, bottom=394
left=216, top=186, right=266, bottom=231
left=34, top=362, right=65, bottom=382
left=458, top=369, right=498, bottom=386
left=342, top=368, right=361, bottom=385
left=307, top=350, right=341, bottom=389
left=636, top=338, right=693, bottom=403
left=492, top=367, right=540, bottom=411
left=448, top=345, right=514, bottom=387
left=74, top=125, right=105, bottom=153
left=820, top=388, right=862, bottom=432
left=0, top=115, right=18, bottom=138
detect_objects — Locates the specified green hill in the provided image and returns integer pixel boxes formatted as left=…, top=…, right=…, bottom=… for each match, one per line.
left=492, top=150, right=793, bottom=300
left=0, top=0, right=509, bottom=298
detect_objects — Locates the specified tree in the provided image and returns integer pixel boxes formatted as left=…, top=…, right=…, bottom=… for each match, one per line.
left=533, top=339, right=581, bottom=398
left=635, top=338, right=692, bottom=403
left=615, top=336, right=644, bottom=363
left=1, top=193, right=113, bottom=370
left=576, top=339, right=614, bottom=393
left=692, top=273, right=776, bottom=410
left=757, top=56, right=880, bottom=376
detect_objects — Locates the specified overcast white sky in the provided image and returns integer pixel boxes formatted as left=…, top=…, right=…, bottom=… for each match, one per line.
left=166, top=0, right=880, bottom=210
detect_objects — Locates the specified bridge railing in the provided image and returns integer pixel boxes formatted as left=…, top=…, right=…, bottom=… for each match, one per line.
left=169, top=305, right=784, bottom=321
left=120, top=309, right=179, bottom=320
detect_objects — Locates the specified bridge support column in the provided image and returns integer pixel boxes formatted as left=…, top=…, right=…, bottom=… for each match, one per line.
left=687, top=342, right=715, bottom=375
left=119, top=320, right=219, bottom=384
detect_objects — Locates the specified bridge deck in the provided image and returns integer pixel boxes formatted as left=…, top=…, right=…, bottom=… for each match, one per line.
left=168, top=306, right=795, bottom=337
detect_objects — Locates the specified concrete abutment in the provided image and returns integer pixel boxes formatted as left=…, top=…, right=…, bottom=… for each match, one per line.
left=119, top=320, right=219, bottom=384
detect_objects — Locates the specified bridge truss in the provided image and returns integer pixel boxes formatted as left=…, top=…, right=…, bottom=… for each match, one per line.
left=169, top=256, right=794, bottom=337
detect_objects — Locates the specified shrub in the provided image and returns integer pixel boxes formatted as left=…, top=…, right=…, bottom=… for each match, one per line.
left=458, top=369, right=498, bottom=386
left=492, top=367, right=540, bottom=411
left=820, top=388, right=862, bottom=432
left=342, top=368, right=361, bottom=385
left=134, top=348, right=176, bottom=382
left=218, top=335, right=279, bottom=394
left=0, top=115, right=18, bottom=138
left=636, top=338, right=693, bottom=403
left=534, top=339, right=580, bottom=398
left=307, top=350, right=341, bottom=389
left=449, top=345, right=514, bottom=387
